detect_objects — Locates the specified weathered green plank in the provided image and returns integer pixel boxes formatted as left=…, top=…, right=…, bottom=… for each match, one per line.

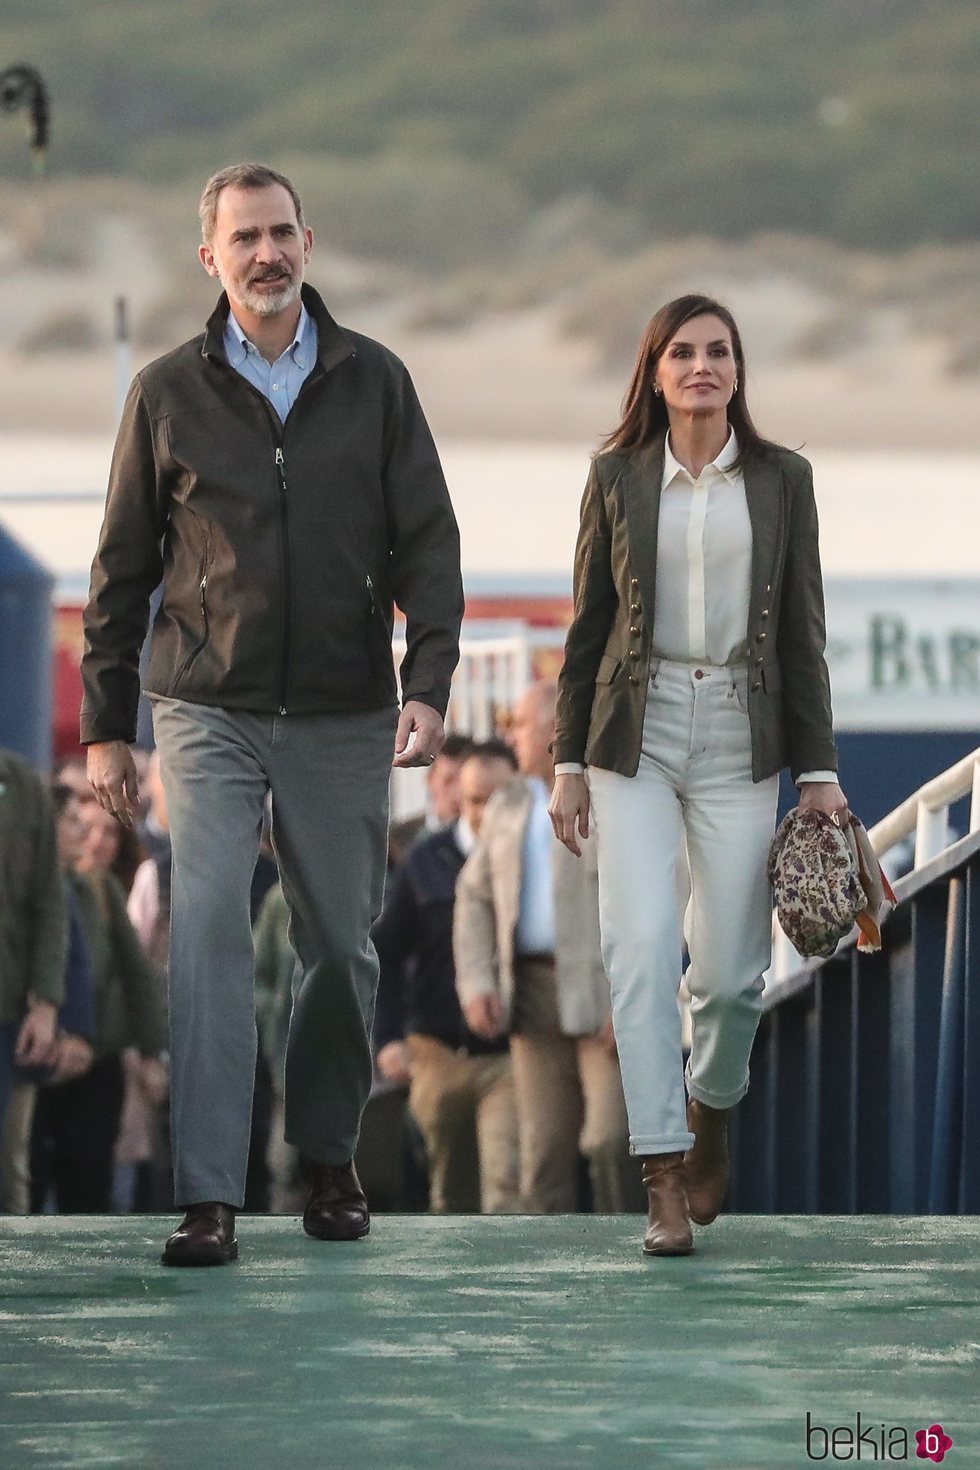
left=1, top=1216, right=977, bottom=1469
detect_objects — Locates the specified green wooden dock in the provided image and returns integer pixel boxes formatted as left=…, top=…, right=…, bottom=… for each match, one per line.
left=1, top=1215, right=977, bottom=1469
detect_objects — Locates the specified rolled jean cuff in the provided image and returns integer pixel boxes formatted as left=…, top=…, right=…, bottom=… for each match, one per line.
left=629, top=1131, right=695, bottom=1156
left=685, top=1070, right=750, bottom=1111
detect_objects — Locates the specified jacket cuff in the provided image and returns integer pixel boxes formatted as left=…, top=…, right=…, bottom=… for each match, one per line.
left=796, top=769, right=838, bottom=786
left=79, top=709, right=137, bottom=746
left=554, top=762, right=585, bottom=776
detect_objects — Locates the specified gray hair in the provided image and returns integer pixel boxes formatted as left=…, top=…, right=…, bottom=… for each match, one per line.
left=198, top=163, right=306, bottom=244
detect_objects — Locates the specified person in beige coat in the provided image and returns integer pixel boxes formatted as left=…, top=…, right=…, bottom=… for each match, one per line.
left=454, top=680, right=633, bottom=1214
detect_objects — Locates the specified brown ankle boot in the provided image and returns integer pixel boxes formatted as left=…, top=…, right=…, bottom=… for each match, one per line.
left=640, top=1152, right=693, bottom=1256
left=684, top=1098, right=732, bottom=1225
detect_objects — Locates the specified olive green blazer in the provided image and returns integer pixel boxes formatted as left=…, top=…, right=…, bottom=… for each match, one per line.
left=552, top=436, right=838, bottom=783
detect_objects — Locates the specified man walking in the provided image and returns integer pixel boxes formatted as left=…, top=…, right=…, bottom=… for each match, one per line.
left=374, top=741, right=521, bottom=1214
left=81, top=163, right=463, bottom=1265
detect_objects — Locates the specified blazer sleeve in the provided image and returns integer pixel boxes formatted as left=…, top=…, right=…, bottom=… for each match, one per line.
left=552, top=459, right=618, bottom=766
left=778, top=462, right=838, bottom=781
left=452, top=836, right=501, bottom=1008
left=26, top=778, right=68, bottom=1011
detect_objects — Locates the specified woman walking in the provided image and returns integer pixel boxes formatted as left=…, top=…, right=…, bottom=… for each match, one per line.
left=549, top=294, right=847, bottom=1256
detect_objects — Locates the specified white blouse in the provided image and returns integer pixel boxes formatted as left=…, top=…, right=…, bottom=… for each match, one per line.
left=652, top=428, right=751, bottom=665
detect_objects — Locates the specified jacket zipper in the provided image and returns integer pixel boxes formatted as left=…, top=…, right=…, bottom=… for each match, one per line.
left=275, top=446, right=291, bottom=715
left=210, top=356, right=327, bottom=717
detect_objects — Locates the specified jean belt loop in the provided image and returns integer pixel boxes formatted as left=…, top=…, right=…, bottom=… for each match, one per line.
left=649, top=656, right=662, bottom=687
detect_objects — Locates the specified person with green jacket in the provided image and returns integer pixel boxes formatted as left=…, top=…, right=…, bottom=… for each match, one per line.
left=549, top=294, right=848, bottom=1258
left=30, top=787, right=168, bottom=1214
left=0, top=749, right=67, bottom=1135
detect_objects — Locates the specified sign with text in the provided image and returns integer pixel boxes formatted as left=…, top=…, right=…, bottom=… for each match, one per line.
left=824, top=578, right=980, bottom=731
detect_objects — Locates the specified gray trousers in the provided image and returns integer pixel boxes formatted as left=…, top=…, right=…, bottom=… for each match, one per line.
left=151, top=696, right=397, bottom=1208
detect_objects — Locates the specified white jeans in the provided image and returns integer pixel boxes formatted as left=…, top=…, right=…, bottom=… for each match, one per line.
left=588, top=659, right=779, bottom=1156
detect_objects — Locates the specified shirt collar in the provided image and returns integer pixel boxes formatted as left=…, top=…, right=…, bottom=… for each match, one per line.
left=454, top=816, right=477, bottom=857
left=662, top=427, right=739, bottom=488
left=224, top=302, right=312, bottom=368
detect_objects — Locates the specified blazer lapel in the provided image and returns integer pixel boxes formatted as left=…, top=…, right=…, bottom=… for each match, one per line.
left=619, top=438, right=666, bottom=631
left=743, top=453, right=784, bottom=633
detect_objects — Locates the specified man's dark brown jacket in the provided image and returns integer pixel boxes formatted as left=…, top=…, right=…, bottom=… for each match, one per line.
left=80, top=286, right=463, bottom=744
left=552, top=437, right=838, bottom=784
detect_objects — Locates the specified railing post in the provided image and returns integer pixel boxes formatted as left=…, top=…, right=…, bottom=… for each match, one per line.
left=915, top=802, right=950, bottom=867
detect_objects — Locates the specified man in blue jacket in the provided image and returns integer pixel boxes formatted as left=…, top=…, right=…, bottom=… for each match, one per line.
left=374, top=742, right=519, bottom=1213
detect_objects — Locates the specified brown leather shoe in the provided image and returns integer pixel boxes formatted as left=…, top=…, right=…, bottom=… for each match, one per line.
left=161, top=1202, right=238, bottom=1267
left=684, top=1098, right=732, bottom=1226
left=303, top=1161, right=370, bottom=1241
left=641, top=1153, right=694, bottom=1256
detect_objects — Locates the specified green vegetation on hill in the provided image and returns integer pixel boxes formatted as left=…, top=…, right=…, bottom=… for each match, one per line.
left=2, top=0, right=979, bottom=254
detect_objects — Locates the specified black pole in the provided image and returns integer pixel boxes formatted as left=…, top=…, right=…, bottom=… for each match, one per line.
left=0, top=64, right=50, bottom=169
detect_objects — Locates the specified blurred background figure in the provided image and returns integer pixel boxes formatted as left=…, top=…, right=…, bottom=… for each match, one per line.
left=253, top=880, right=304, bottom=1214
left=454, top=683, right=636, bottom=1214
left=387, top=733, right=474, bottom=868
left=30, top=785, right=167, bottom=1214
left=0, top=749, right=67, bottom=1157
left=373, top=738, right=520, bottom=1214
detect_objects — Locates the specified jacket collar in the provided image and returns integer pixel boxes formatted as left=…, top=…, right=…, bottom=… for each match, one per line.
left=618, top=431, right=784, bottom=638
left=201, top=283, right=356, bottom=374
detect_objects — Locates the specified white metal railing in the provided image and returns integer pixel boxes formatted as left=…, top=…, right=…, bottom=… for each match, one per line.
left=767, top=745, right=980, bottom=987
left=389, top=630, right=531, bottom=822
left=868, top=746, right=980, bottom=866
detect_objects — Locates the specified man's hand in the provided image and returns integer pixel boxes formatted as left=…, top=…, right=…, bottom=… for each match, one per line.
left=14, top=1002, right=58, bottom=1070
left=377, top=1041, right=412, bottom=1087
left=549, top=773, right=591, bottom=857
left=50, top=1033, right=94, bottom=1085
left=392, top=701, right=445, bottom=769
left=87, top=741, right=141, bottom=828
left=798, top=780, right=849, bottom=825
left=464, top=993, right=504, bottom=1041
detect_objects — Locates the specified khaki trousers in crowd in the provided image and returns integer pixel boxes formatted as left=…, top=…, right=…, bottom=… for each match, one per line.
left=510, top=957, right=634, bottom=1214
left=406, top=1034, right=519, bottom=1214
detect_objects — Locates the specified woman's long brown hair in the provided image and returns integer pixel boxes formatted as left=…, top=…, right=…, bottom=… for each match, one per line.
left=601, top=294, right=774, bottom=466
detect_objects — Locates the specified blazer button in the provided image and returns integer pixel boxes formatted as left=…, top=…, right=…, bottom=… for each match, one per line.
left=629, top=625, right=640, bottom=636
left=751, top=681, right=761, bottom=692
left=754, top=656, right=763, bottom=667
left=761, top=608, right=770, bottom=619
left=629, top=674, right=640, bottom=685
left=630, top=603, right=641, bottom=614
left=756, top=632, right=767, bottom=642
left=629, top=648, right=640, bottom=660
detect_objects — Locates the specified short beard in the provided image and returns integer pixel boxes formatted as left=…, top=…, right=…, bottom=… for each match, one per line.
left=227, top=271, right=302, bottom=318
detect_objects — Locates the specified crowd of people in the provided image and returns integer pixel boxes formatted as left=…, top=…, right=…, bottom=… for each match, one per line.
left=0, top=687, right=639, bottom=1218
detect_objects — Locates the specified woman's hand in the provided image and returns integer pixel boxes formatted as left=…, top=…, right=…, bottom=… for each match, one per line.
left=549, top=773, right=591, bottom=857
left=798, top=780, right=849, bottom=825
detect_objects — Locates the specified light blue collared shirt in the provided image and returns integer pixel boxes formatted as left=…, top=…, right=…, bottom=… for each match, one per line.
left=223, top=303, right=317, bottom=422
left=515, top=777, right=557, bottom=956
